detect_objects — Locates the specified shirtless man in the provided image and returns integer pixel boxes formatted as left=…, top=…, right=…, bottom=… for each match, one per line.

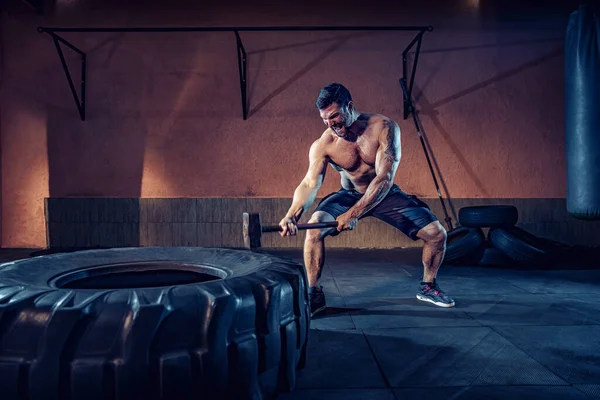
left=279, top=83, right=454, bottom=317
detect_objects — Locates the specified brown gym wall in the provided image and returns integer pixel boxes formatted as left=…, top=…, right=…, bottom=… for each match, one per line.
left=2, top=0, right=599, bottom=249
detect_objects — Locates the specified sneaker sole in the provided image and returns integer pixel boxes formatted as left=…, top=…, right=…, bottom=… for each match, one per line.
left=416, top=294, right=455, bottom=308
left=310, top=304, right=327, bottom=317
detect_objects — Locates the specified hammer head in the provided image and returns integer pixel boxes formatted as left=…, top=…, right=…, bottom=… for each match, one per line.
left=243, top=212, right=262, bottom=249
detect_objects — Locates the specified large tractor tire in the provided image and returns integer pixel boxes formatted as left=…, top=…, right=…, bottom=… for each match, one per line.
left=0, top=247, right=310, bottom=400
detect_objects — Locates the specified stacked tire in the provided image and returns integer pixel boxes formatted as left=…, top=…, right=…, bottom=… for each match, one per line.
left=444, top=205, right=559, bottom=268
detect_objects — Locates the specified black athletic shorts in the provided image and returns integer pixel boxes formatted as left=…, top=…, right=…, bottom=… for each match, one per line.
left=314, top=184, right=438, bottom=241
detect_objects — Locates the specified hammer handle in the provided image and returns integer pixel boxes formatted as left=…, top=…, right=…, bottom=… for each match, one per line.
left=262, top=221, right=338, bottom=233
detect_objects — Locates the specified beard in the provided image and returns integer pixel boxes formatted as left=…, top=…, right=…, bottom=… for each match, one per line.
left=332, top=115, right=348, bottom=136
left=333, top=125, right=346, bottom=136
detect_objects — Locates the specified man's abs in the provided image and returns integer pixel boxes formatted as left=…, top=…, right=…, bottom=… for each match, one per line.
left=326, top=152, right=377, bottom=193
left=337, top=166, right=377, bottom=193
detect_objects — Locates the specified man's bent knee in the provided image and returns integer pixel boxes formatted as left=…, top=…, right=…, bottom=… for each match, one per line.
left=417, top=221, right=447, bottom=244
left=305, top=211, right=336, bottom=242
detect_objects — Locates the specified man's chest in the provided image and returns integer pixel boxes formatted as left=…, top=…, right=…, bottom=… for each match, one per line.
left=327, top=139, right=378, bottom=172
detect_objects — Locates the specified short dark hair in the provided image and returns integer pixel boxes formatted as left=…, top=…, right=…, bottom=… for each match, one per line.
left=315, top=83, right=352, bottom=110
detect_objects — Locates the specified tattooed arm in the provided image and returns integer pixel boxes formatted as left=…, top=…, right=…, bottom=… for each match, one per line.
left=346, top=119, right=401, bottom=220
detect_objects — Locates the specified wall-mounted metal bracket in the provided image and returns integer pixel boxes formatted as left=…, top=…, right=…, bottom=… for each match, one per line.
left=39, top=28, right=87, bottom=120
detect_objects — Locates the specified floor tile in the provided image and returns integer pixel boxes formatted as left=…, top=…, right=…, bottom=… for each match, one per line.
left=278, top=389, right=396, bottom=400
left=320, top=275, right=342, bottom=297
left=495, top=270, right=600, bottom=295
left=460, top=294, right=600, bottom=326
left=494, top=325, right=600, bottom=384
left=295, top=329, right=386, bottom=389
left=310, top=297, right=357, bottom=330
left=364, top=327, right=566, bottom=387
left=343, top=297, right=481, bottom=329
left=427, top=275, right=531, bottom=296
left=332, top=276, right=420, bottom=297
left=573, top=384, right=600, bottom=399
left=394, top=386, right=591, bottom=400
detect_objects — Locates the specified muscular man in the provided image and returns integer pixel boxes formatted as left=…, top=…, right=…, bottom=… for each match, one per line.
left=279, top=83, right=454, bottom=317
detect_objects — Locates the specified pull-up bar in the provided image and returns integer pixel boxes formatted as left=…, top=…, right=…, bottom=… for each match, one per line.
left=37, top=25, right=432, bottom=122
left=39, top=25, right=433, bottom=33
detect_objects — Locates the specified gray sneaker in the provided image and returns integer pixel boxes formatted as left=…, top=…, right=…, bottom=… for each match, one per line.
left=308, top=285, right=327, bottom=317
left=416, top=279, right=455, bottom=307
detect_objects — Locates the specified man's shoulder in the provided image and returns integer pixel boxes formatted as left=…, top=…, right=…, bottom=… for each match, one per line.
left=356, top=112, right=396, bottom=130
left=309, top=130, right=334, bottom=156
left=316, top=129, right=335, bottom=146
left=364, top=113, right=398, bottom=127
left=360, top=113, right=399, bottom=138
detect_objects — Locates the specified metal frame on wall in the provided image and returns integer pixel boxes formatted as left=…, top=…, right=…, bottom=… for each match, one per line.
left=37, top=24, right=453, bottom=230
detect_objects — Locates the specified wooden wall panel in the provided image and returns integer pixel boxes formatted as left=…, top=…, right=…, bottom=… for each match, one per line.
left=44, top=198, right=600, bottom=249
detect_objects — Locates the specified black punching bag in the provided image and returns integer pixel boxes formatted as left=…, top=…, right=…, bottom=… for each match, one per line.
left=565, top=3, right=600, bottom=220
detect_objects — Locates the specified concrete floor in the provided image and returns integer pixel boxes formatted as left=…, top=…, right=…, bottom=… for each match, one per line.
left=267, top=247, right=600, bottom=400
left=1, top=246, right=599, bottom=400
